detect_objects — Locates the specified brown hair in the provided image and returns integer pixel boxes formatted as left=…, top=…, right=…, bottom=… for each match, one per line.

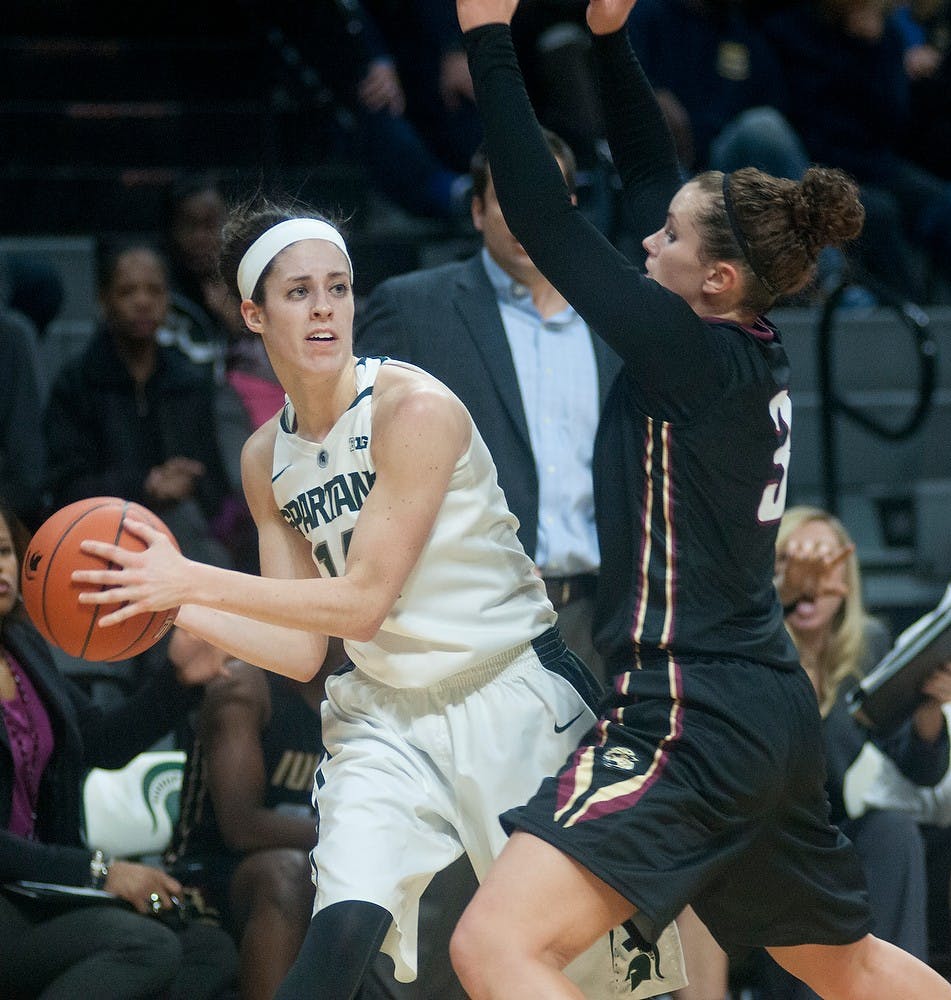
left=218, top=195, right=347, bottom=303
left=95, top=240, right=168, bottom=294
left=693, top=166, right=865, bottom=315
left=0, top=496, right=32, bottom=624
left=469, top=128, right=578, bottom=202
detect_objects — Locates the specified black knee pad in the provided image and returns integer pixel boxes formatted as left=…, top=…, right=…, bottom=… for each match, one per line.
left=274, top=900, right=391, bottom=1000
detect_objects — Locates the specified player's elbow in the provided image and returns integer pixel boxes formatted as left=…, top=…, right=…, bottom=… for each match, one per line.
left=337, top=581, right=389, bottom=642
left=346, top=598, right=388, bottom=643
left=348, top=611, right=385, bottom=644
left=257, top=651, right=322, bottom=683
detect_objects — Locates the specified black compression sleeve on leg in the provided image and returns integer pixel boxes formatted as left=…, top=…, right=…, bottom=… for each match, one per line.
left=274, top=900, right=392, bottom=1000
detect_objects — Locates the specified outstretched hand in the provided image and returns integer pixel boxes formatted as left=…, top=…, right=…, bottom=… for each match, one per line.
left=457, top=0, right=518, bottom=32
left=586, top=0, right=638, bottom=36
left=73, top=518, right=190, bottom=627
left=775, top=537, right=854, bottom=610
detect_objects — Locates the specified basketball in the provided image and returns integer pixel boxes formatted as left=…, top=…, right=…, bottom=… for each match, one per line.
left=20, top=497, right=180, bottom=662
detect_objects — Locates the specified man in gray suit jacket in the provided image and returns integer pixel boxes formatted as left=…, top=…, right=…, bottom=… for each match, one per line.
left=356, top=132, right=620, bottom=684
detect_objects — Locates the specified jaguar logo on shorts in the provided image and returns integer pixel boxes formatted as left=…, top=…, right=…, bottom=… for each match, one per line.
left=602, top=746, right=639, bottom=772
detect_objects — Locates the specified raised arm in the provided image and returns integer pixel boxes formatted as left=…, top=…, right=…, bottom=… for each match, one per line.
left=459, top=0, right=718, bottom=405
left=460, top=7, right=631, bottom=332
left=587, top=7, right=682, bottom=235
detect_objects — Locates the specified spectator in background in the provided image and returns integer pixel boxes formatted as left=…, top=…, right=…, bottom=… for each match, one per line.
left=0, top=308, right=46, bottom=531
left=252, top=0, right=481, bottom=223
left=160, top=174, right=241, bottom=376
left=626, top=0, right=789, bottom=176
left=505, top=1, right=607, bottom=172
left=357, top=133, right=620, bottom=684
left=757, top=505, right=951, bottom=997
left=844, top=582, right=951, bottom=970
left=359, top=0, right=482, bottom=174
left=895, top=0, right=951, bottom=180
left=625, top=0, right=892, bottom=301
left=0, top=497, right=239, bottom=999
left=161, top=174, right=284, bottom=495
left=763, top=0, right=951, bottom=302
left=43, top=241, right=237, bottom=567
left=166, top=633, right=331, bottom=1000
left=166, top=634, right=473, bottom=1000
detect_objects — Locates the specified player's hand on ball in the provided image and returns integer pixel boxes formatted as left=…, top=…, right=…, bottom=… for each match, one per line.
left=73, top=518, right=188, bottom=625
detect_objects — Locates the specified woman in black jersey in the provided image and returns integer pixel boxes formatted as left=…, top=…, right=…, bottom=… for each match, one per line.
left=450, top=0, right=951, bottom=997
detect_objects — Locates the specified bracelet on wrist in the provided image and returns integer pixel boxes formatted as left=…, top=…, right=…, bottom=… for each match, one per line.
left=89, top=849, right=110, bottom=889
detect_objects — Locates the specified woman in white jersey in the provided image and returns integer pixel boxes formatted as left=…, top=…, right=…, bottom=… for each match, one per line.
left=71, top=202, right=684, bottom=999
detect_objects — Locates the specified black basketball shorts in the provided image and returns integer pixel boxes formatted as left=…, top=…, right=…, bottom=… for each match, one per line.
left=502, top=655, right=873, bottom=952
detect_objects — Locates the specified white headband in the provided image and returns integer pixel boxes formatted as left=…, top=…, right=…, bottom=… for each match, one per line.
left=236, top=218, right=354, bottom=300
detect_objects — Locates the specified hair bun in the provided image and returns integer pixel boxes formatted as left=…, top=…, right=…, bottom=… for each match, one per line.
left=795, top=167, right=865, bottom=254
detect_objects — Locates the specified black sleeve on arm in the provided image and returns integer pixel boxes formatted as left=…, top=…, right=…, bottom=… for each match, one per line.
left=0, top=827, right=95, bottom=886
left=591, top=28, right=683, bottom=237
left=464, top=23, right=722, bottom=411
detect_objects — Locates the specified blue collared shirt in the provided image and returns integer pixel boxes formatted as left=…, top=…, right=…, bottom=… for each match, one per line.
left=482, top=249, right=600, bottom=576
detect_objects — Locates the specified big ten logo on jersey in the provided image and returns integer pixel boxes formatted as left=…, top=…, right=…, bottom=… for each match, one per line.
left=349, top=434, right=369, bottom=452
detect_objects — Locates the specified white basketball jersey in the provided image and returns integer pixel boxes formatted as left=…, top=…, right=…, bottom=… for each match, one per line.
left=271, top=357, right=554, bottom=687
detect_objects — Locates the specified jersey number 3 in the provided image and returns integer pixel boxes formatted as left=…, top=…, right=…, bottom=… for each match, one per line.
left=757, top=389, right=791, bottom=524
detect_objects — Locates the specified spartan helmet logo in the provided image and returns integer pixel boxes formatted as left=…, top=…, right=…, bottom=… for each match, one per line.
left=612, top=918, right=668, bottom=995
left=142, top=760, right=183, bottom=834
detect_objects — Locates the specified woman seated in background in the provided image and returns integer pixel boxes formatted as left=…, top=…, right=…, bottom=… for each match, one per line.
left=0, top=494, right=238, bottom=1000
left=676, top=504, right=951, bottom=998
left=764, top=504, right=951, bottom=996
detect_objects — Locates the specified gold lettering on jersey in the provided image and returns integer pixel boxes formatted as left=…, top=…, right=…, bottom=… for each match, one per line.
left=271, top=750, right=321, bottom=792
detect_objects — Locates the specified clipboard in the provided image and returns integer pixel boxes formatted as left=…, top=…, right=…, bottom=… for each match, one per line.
left=848, top=585, right=951, bottom=733
left=0, top=880, right=132, bottom=916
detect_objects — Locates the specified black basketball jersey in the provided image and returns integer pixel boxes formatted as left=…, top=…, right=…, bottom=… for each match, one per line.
left=591, top=315, right=799, bottom=674
left=466, top=24, right=800, bottom=676
left=169, top=672, right=321, bottom=861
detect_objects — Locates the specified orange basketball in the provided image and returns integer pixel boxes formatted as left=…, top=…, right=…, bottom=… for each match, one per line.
left=20, top=497, right=180, bottom=662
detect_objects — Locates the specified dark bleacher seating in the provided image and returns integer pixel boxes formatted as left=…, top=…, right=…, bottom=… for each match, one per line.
left=0, top=4, right=345, bottom=235
left=777, top=304, right=951, bottom=631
